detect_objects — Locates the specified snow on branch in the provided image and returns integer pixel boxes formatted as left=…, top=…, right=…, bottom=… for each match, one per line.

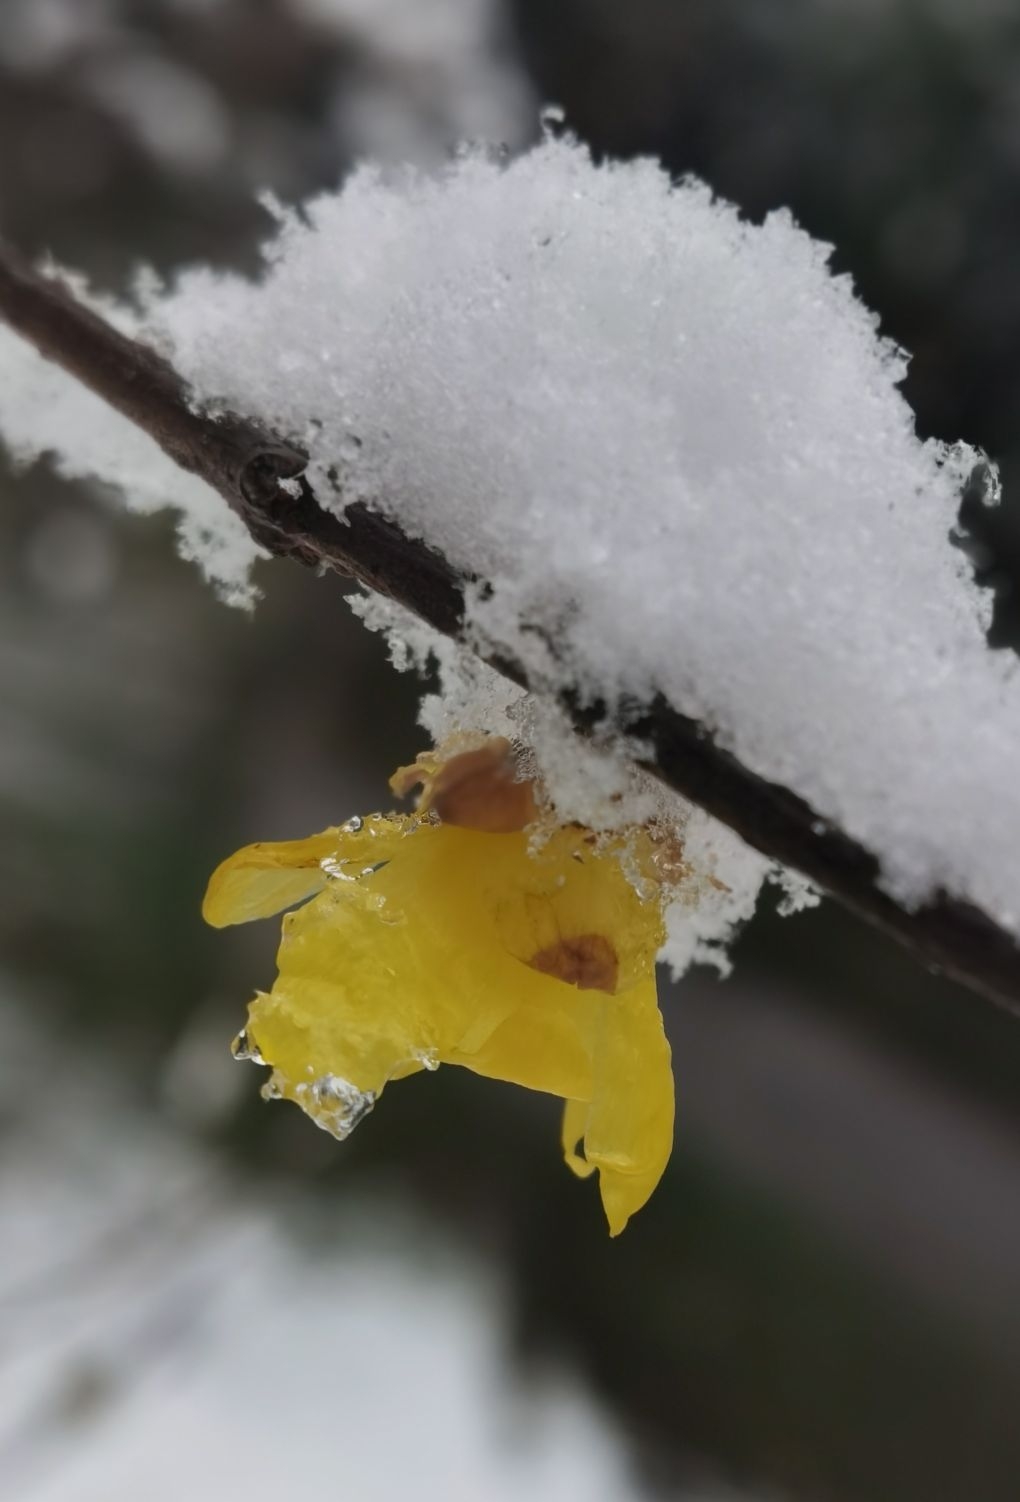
left=1, top=138, right=1019, bottom=1012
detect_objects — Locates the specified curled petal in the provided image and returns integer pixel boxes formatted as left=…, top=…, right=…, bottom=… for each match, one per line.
left=571, top=980, right=675, bottom=1236
left=392, top=737, right=539, bottom=833
left=561, top=1099, right=596, bottom=1180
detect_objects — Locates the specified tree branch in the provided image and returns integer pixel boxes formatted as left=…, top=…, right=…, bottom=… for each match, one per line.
left=2, top=240, right=1018, bottom=1015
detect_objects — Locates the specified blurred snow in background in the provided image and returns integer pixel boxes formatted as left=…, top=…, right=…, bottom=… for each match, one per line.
left=0, top=0, right=530, bottom=171
left=294, top=0, right=532, bottom=156
left=0, top=988, right=746, bottom=1502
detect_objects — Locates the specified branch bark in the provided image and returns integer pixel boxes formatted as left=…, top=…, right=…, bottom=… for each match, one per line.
left=2, top=241, right=1018, bottom=1015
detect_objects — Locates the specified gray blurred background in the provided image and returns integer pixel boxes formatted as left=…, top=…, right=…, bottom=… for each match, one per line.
left=2, top=2, right=1020, bottom=1499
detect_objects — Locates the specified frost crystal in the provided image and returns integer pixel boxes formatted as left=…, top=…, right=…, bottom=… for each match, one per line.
left=0, top=133, right=1015, bottom=938
left=304, top=1073, right=377, bottom=1141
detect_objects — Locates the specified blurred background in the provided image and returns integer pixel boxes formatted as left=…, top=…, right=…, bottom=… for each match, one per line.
left=2, top=1, right=1020, bottom=1498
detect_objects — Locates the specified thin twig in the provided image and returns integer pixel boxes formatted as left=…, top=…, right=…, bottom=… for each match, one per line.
left=1, top=241, right=1018, bottom=1014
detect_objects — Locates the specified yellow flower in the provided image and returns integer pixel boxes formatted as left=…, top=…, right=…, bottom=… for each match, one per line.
left=203, top=739, right=675, bottom=1234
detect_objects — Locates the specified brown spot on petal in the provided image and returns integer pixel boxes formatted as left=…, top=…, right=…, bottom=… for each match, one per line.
left=527, top=933, right=619, bottom=994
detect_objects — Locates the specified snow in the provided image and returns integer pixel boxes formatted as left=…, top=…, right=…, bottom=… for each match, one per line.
left=0, top=0, right=114, bottom=70
left=0, top=0, right=529, bottom=179
left=293, top=0, right=532, bottom=159
left=0, top=132, right=1013, bottom=941
left=0, top=301, right=262, bottom=606
left=1, top=992, right=733, bottom=1502
left=0, top=0, right=227, bottom=72
left=81, top=53, right=232, bottom=173
left=351, top=592, right=804, bottom=975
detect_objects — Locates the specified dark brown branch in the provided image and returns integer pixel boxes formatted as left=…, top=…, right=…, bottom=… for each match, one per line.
left=0, top=245, right=466, bottom=634
left=1, top=240, right=1018, bottom=1016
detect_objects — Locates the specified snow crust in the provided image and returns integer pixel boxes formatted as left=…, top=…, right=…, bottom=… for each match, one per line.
left=351, top=591, right=792, bottom=975
left=147, top=136, right=1013, bottom=931
left=0, top=133, right=1014, bottom=940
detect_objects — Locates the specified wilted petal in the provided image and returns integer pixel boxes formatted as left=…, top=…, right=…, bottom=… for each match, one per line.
left=392, top=736, right=539, bottom=833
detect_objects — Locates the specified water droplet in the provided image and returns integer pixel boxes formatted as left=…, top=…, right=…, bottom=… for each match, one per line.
left=261, top=1075, right=283, bottom=1102
left=231, top=1028, right=265, bottom=1065
left=364, top=889, right=404, bottom=925
left=308, top=1074, right=376, bottom=1141
left=540, top=104, right=567, bottom=137
left=414, top=1049, right=440, bottom=1072
left=340, top=815, right=363, bottom=833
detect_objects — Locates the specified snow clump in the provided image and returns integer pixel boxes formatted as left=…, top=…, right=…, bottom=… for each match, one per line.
left=0, top=133, right=1012, bottom=941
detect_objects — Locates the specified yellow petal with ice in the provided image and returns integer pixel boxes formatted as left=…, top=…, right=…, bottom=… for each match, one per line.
left=247, top=824, right=595, bottom=1096
left=202, top=814, right=415, bottom=927
left=215, top=810, right=674, bottom=1231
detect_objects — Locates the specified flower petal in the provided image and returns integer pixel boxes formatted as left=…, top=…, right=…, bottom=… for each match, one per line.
left=393, top=737, right=538, bottom=833
left=561, top=1099, right=597, bottom=1180
left=202, top=815, right=412, bottom=928
left=492, top=832, right=665, bottom=995
left=221, top=815, right=674, bottom=1233
left=574, top=979, right=675, bottom=1236
left=454, top=980, right=594, bottom=1102
left=244, top=824, right=530, bottom=1098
